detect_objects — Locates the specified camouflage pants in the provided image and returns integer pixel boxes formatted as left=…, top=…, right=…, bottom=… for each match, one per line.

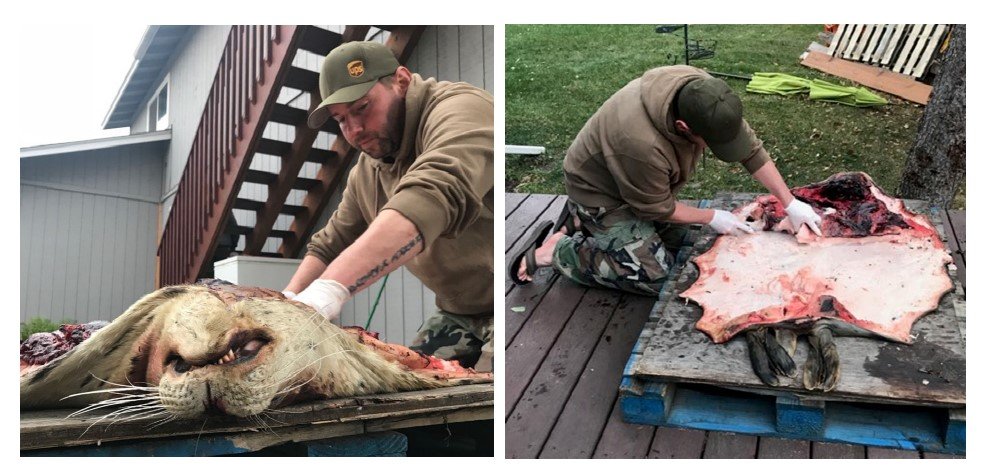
left=551, top=201, right=688, bottom=296
left=409, top=311, right=494, bottom=372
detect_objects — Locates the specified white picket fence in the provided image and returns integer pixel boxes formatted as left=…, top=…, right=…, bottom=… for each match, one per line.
left=827, top=24, right=951, bottom=79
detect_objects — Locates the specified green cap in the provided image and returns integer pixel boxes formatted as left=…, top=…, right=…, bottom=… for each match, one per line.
left=307, top=41, right=400, bottom=129
left=676, top=77, right=753, bottom=162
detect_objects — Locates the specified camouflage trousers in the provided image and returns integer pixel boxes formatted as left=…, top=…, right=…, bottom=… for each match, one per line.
left=409, top=311, right=494, bottom=372
left=551, top=201, right=689, bottom=296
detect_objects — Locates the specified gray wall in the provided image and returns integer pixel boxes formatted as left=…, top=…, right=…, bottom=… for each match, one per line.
left=133, top=26, right=232, bottom=227
left=20, top=142, right=166, bottom=323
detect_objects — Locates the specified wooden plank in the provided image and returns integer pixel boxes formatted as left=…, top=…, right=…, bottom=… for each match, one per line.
left=504, top=280, right=587, bottom=413
left=880, top=24, right=907, bottom=66
left=647, top=427, right=706, bottom=458
left=505, top=273, right=562, bottom=345
left=505, top=193, right=527, bottom=217
left=903, top=24, right=935, bottom=76
left=893, top=25, right=922, bottom=73
left=504, top=195, right=567, bottom=289
left=758, top=437, right=811, bottom=458
left=912, top=25, right=947, bottom=78
left=21, top=384, right=492, bottom=450
left=860, top=24, right=883, bottom=63
left=505, top=289, right=622, bottom=458
left=868, top=446, right=921, bottom=459
left=540, top=293, right=656, bottom=458
left=703, top=431, right=757, bottom=458
left=842, top=24, right=864, bottom=60
left=947, top=209, right=965, bottom=256
left=631, top=195, right=965, bottom=408
left=504, top=194, right=559, bottom=254
left=925, top=452, right=965, bottom=459
left=801, top=51, right=932, bottom=105
left=826, top=24, right=848, bottom=56
left=850, top=24, right=875, bottom=61
left=812, top=441, right=866, bottom=458
left=592, top=400, right=656, bottom=458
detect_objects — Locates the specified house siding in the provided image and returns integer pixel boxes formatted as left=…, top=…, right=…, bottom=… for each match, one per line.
left=20, top=143, right=165, bottom=323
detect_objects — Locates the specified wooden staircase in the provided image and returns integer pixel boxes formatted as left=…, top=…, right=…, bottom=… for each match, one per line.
left=158, top=25, right=425, bottom=286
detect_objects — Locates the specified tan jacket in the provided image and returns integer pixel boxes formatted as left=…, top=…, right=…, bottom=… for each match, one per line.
left=307, top=74, right=494, bottom=315
left=563, top=65, right=770, bottom=221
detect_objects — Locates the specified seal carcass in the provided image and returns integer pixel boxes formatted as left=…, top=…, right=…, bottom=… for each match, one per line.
left=682, top=172, right=953, bottom=344
left=20, top=280, right=491, bottom=419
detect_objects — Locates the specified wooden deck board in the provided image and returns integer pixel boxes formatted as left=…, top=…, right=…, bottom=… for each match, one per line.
left=867, top=446, right=921, bottom=459
left=758, top=437, right=811, bottom=459
left=505, top=289, right=621, bottom=458
left=812, top=441, right=866, bottom=459
left=539, top=293, right=657, bottom=458
left=703, top=431, right=758, bottom=458
left=648, top=427, right=706, bottom=458
left=591, top=400, right=656, bottom=458
left=504, top=279, right=587, bottom=414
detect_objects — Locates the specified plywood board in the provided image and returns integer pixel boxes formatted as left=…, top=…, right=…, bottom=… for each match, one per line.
left=801, top=51, right=932, bottom=104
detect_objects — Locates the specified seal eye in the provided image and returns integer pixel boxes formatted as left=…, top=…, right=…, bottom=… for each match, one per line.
left=168, top=355, right=192, bottom=374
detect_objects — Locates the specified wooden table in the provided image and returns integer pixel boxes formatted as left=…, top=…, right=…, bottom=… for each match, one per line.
left=21, top=384, right=493, bottom=456
left=505, top=193, right=965, bottom=459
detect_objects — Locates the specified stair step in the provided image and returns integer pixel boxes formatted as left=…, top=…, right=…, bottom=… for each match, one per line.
left=256, top=138, right=338, bottom=164
left=284, top=66, right=319, bottom=92
left=230, top=225, right=295, bottom=240
left=233, top=198, right=306, bottom=217
left=298, top=27, right=343, bottom=56
left=244, top=169, right=276, bottom=186
left=270, top=103, right=340, bottom=134
left=244, top=168, right=322, bottom=191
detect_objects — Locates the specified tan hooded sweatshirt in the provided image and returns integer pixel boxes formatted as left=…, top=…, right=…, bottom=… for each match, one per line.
left=563, top=65, right=770, bottom=221
left=307, top=74, right=494, bottom=315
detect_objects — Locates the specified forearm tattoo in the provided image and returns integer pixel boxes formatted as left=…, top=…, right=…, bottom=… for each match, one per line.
left=347, top=233, right=423, bottom=294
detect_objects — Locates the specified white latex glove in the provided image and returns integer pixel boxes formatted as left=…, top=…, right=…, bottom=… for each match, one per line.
left=292, top=279, right=351, bottom=321
left=785, top=199, right=823, bottom=237
left=709, top=209, right=755, bottom=236
left=281, top=290, right=297, bottom=300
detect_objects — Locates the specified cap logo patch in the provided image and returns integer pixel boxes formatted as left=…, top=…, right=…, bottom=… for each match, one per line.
left=347, top=60, right=365, bottom=78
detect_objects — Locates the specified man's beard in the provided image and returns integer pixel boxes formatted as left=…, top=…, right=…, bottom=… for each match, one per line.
left=356, top=96, right=405, bottom=160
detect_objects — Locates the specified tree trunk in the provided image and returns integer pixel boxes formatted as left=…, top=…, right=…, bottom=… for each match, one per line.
left=898, top=24, right=966, bottom=209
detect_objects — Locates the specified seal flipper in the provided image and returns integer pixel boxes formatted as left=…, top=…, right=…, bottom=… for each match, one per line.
left=746, top=328, right=779, bottom=386
left=803, top=324, right=840, bottom=391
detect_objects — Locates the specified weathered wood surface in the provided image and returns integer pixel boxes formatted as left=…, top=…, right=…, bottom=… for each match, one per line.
left=631, top=195, right=965, bottom=408
left=20, top=384, right=492, bottom=450
left=800, top=50, right=932, bottom=104
left=504, top=193, right=965, bottom=458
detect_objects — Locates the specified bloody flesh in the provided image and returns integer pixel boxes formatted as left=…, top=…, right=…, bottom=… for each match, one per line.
left=682, top=172, right=953, bottom=344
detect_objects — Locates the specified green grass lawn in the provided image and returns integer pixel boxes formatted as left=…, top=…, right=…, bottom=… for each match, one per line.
left=505, top=25, right=960, bottom=205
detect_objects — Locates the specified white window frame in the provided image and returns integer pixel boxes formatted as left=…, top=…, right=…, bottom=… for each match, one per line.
left=146, top=76, right=170, bottom=132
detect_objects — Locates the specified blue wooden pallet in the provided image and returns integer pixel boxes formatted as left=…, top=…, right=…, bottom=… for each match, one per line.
left=619, top=375, right=965, bottom=454
left=619, top=197, right=966, bottom=455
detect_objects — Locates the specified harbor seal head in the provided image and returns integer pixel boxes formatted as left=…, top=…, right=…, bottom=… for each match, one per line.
left=20, top=281, right=490, bottom=419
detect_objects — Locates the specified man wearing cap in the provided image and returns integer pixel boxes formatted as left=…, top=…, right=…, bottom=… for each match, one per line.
left=283, top=41, right=494, bottom=372
left=512, top=65, right=821, bottom=295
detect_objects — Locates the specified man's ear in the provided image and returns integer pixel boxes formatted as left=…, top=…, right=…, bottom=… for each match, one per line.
left=393, top=66, right=412, bottom=96
left=674, top=119, right=692, bottom=135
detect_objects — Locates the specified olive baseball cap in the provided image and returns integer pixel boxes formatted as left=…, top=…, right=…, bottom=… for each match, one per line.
left=676, top=77, right=753, bottom=162
left=307, top=41, right=400, bottom=129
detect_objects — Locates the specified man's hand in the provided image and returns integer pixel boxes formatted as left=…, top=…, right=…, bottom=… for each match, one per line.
left=709, top=209, right=755, bottom=235
left=293, top=279, right=351, bottom=321
left=281, top=290, right=297, bottom=300
left=785, top=199, right=823, bottom=237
